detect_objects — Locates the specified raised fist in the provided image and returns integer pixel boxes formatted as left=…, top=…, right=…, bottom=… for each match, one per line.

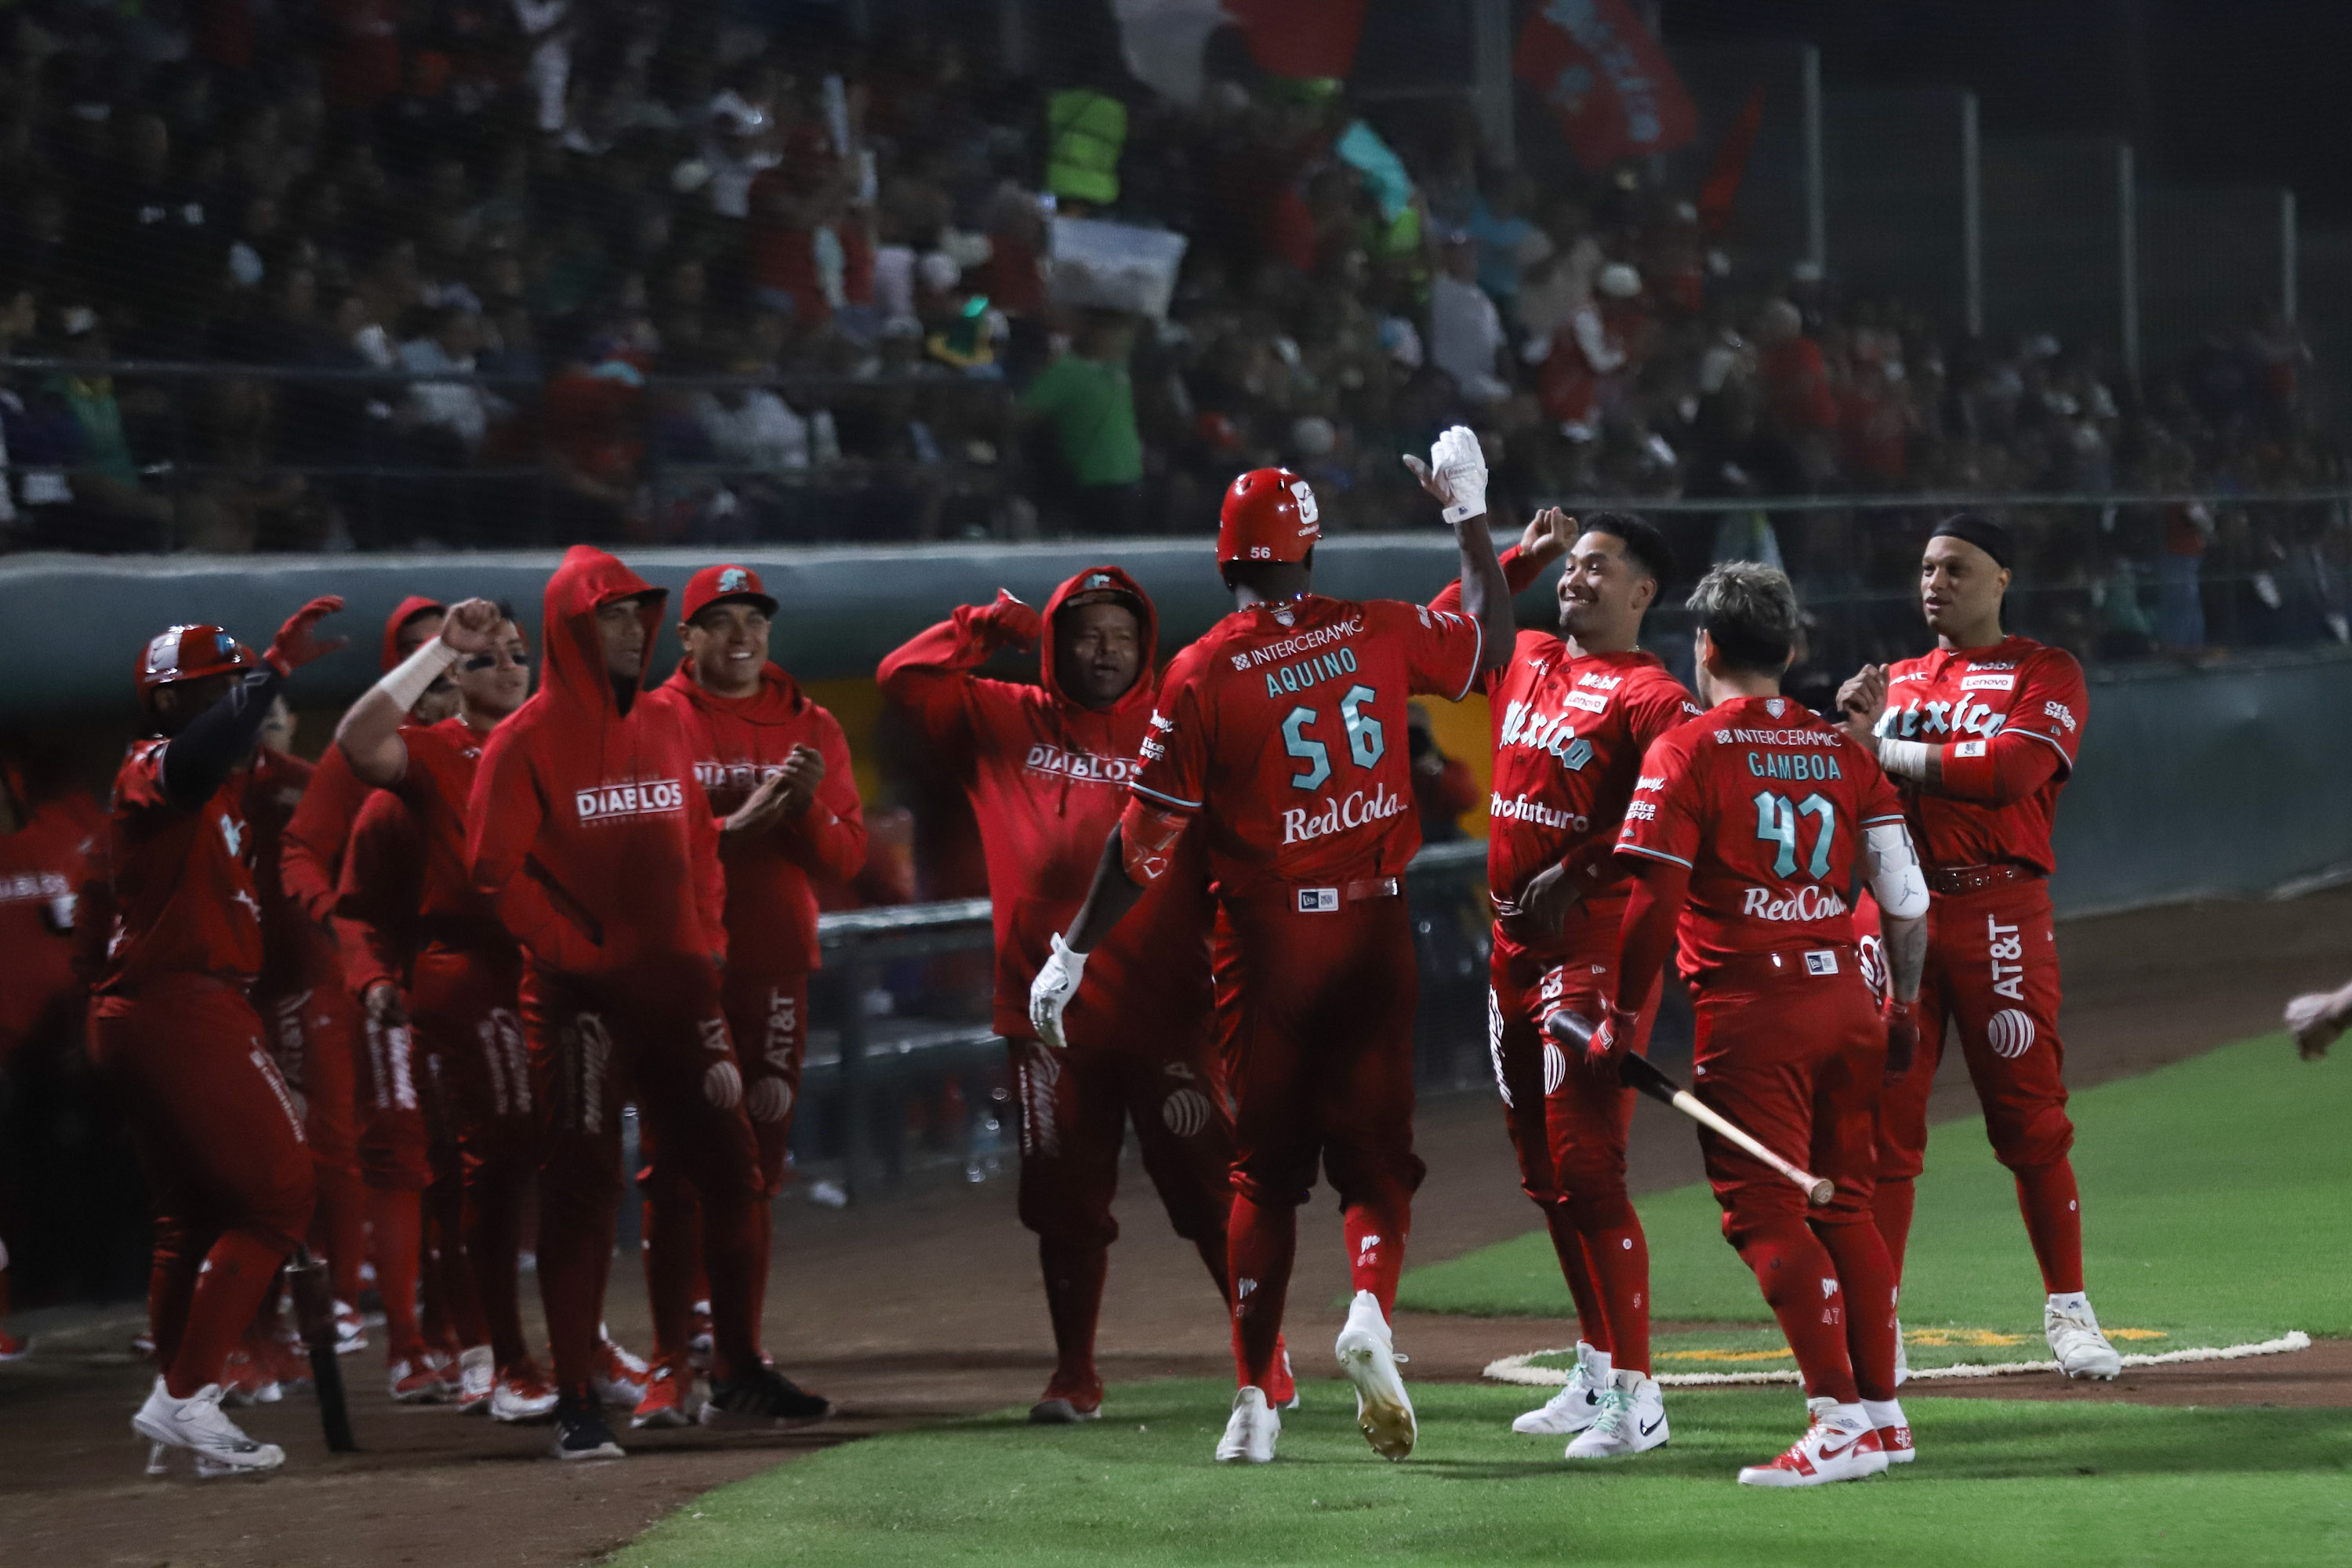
left=440, top=597, right=506, bottom=656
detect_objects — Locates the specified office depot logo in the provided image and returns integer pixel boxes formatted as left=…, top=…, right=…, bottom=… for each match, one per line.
left=575, top=778, right=686, bottom=821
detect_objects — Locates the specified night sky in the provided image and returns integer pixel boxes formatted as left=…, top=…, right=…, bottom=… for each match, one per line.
left=1664, top=0, right=2352, bottom=223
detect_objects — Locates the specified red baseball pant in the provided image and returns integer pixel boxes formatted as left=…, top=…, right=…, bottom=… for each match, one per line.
left=1874, top=877, right=2082, bottom=1293
left=522, top=958, right=766, bottom=1397
left=639, top=968, right=808, bottom=1369
left=1489, top=917, right=1661, bottom=1373
left=94, top=975, right=315, bottom=1399
left=1691, top=949, right=1899, bottom=1405
left=409, top=948, right=535, bottom=1367
left=261, top=985, right=365, bottom=1305
left=1007, top=1027, right=1235, bottom=1389
left=1218, top=891, right=1423, bottom=1392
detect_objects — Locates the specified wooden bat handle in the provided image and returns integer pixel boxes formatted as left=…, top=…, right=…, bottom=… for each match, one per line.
left=1546, top=1011, right=1835, bottom=1206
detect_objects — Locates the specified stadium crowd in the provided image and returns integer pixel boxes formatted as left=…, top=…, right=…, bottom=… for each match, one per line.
left=0, top=0, right=2345, bottom=664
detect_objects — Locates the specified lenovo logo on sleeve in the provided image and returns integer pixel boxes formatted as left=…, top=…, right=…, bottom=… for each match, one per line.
left=575, top=779, right=686, bottom=821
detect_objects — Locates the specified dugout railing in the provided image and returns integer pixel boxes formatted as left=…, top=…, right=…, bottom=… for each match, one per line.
left=786, top=838, right=1494, bottom=1204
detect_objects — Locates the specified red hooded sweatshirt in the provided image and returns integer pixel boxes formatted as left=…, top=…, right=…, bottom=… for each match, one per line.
left=333, top=786, right=424, bottom=999
left=877, top=566, right=1212, bottom=1048
left=646, top=660, right=866, bottom=975
left=466, top=547, right=726, bottom=978
left=281, top=594, right=446, bottom=927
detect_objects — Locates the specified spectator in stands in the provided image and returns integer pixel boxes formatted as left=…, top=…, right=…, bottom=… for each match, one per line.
left=1428, top=230, right=1509, bottom=405
left=397, top=306, right=504, bottom=461
left=1021, top=310, right=1143, bottom=535
left=1755, top=297, right=1838, bottom=490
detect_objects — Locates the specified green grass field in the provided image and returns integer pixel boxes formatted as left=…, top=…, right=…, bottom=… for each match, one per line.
left=616, top=1032, right=2352, bottom=1568
left=1400, top=1033, right=2352, bottom=1364
left=615, top=1381, right=2352, bottom=1567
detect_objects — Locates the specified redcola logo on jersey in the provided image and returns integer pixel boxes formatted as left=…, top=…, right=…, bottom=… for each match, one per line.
left=574, top=777, right=686, bottom=822
left=1022, top=743, right=1140, bottom=785
left=1741, top=884, right=1850, bottom=921
left=1281, top=781, right=1407, bottom=844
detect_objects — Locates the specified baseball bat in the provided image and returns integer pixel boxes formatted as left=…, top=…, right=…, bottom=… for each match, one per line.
left=285, top=1244, right=358, bottom=1452
left=1544, top=1012, right=1835, bottom=1206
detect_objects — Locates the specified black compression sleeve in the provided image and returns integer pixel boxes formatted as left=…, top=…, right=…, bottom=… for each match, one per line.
left=160, top=667, right=285, bottom=809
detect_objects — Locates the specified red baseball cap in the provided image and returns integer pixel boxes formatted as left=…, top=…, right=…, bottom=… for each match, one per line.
left=1216, top=467, right=1321, bottom=565
left=681, top=564, right=779, bottom=625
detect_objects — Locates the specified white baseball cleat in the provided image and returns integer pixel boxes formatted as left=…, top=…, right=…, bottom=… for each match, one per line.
left=591, top=1330, right=651, bottom=1407
left=1864, top=1396, right=1914, bottom=1464
left=132, top=1378, right=286, bottom=1479
left=1512, top=1341, right=1610, bottom=1435
left=1564, top=1368, right=1668, bottom=1459
left=1893, top=1319, right=1910, bottom=1388
left=2045, top=1297, right=2123, bottom=1380
left=456, top=1345, right=495, bottom=1414
left=1214, top=1386, right=1279, bottom=1464
left=1737, top=1397, right=1888, bottom=1487
left=1334, top=1290, right=1416, bottom=1461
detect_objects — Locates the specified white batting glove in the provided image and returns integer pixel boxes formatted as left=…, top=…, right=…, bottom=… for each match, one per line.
left=1028, top=932, right=1089, bottom=1051
left=2285, top=988, right=2349, bottom=1061
left=1402, top=424, right=1489, bottom=524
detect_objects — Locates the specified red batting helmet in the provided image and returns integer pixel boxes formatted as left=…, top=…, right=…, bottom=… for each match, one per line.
left=136, top=624, right=260, bottom=711
left=1216, top=467, right=1321, bottom=566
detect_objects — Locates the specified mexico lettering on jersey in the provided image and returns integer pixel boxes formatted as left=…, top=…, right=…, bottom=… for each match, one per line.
left=1872, top=636, right=2085, bottom=874
left=1615, top=695, right=1904, bottom=980
left=1131, top=595, right=1483, bottom=898
left=1477, top=633, right=1700, bottom=938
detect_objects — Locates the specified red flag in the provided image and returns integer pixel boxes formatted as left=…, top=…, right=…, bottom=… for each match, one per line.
left=1224, top=0, right=1367, bottom=81
left=1514, top=0, right=1697, bottom=172
left=1697, top=85, right=1766, bottom=234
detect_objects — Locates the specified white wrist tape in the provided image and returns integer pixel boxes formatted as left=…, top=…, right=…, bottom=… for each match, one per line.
left=376, top=636, right=463, bottom=714
left=1864, top=821, right=1931, bottom=920
left=1877, top=737, right=1933, bottom=782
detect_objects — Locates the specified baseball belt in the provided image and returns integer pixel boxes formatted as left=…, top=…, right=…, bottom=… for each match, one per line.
left=1926, top=862, right=2038, bottom=896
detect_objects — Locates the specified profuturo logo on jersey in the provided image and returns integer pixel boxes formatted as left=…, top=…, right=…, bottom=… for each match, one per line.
left=573, top=777, right=686, bottom=822
left=1740, top=884, right=1849, bottom=921
left=1280, top=781, right=1406, bottom=844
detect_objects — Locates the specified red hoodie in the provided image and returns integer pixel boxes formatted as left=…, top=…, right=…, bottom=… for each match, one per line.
left=248, top=748, right=347, bottom=996
left=333, top=786, right=424, bottom=999
left=467, top=547, right=726, bottom=977
left=646, top=660, right=866, bottom=975
left=281, top=594, right=445, bottom=927
left=878, top=566, right=1212, bottom=1048
left=0, top=791, right=99, bottom=1057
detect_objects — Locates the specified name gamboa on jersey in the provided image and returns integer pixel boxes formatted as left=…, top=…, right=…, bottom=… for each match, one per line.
left=1615, top=696, right=1907, bottom=978
left=1131, top=596, right=1483, bottom=895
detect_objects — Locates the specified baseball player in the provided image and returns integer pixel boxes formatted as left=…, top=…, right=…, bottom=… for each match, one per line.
left=339, top=595, right=655, bottom=1424
left=1429, top=507, right=1701, bottom=1457
left=1033, top=430, right=1513, bottom=1465
left=881, top=564, right=1254, bottom=1425
left=1835, top=514, right=2122, bottom=1380
left=97, top=600, right=344, bottom=1477
left=633, top=564, right=866, bottom=1426
left=0, top=753, right=100, bottom=1363
left=1605, top=562, right=1929, bottom=1486
left=465, top=549, right=826, bottom=1461
left=280, top=596, right=452, bottom=1341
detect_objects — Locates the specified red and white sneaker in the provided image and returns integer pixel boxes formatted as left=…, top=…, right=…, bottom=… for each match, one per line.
left=219, top=1347, right=282, bottom=1408
left=388, top=1356, right=448, bottom=1403
left=489, top=1360, right=561, bottom=1424
left=332, top=1301, right=368, bottom=1356
left=631, top=1362, right=693, bottom=1429
left=591, top=1332, right=650, bottom=1408
left=431, top=1348, right=464, bottom=1399
left=1028, top=1370, right=1104, bottom=1425
left=1864, top=1397, right=1914, bottom=1465
left=1737, top=1398, right=1889, bottom=1487
left=1265, top=1340, right=1300, bottom=1412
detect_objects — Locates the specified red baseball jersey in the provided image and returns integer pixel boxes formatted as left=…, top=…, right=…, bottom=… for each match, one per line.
left=1616, top=695, right=1905, bottom=981
left=0, top=795, right=99, bottom=1055
left=391, top=716, right=510, bottom=954
left=1131, top=595, right=1485, bottom=897
left=1873, top=636, right=2085, bottom=873
left=99, top=740, right=267, bottom=993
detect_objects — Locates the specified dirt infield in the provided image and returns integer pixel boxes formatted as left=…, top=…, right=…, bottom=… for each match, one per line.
left=3, top=887, right=2346, bottom=1568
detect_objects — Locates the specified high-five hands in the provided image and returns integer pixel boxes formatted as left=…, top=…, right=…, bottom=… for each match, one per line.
left=1403, top=425, right=1490, bottom=524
